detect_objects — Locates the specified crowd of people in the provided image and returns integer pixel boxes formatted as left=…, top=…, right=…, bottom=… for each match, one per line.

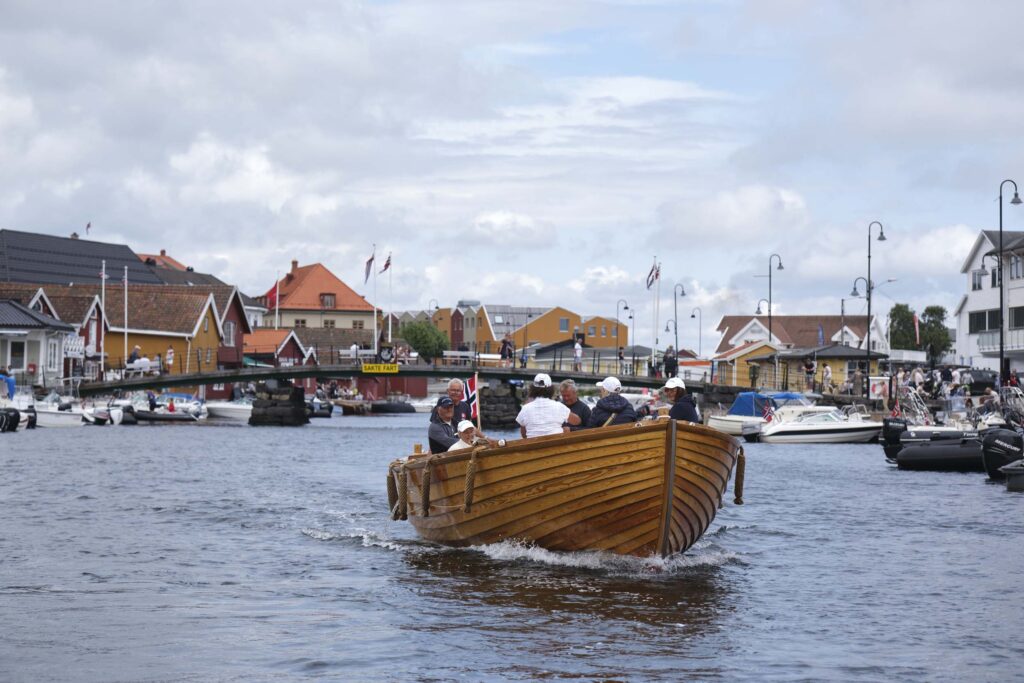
left=426, top=374, right=701, bottom=453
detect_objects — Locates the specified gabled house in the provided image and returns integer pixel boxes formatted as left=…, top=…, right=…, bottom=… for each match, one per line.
left=0, top=299, right=75, bottom=388
left=0, top=229, right=164, bottom=285
left=954, top=229, right=1024, bottom=374
left=243, top=329, right=316, bottom=393
left=715, top=315, right=888, bottom=356
left=259, top=260, right=375, bottom=331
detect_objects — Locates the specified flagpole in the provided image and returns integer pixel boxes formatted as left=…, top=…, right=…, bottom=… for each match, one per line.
left=651, top=257, right=658, bottom=371
left=123, top=266, right=128, bottom=369
left=274, top=271, right=280, bottom=329
left=474, top=371, right=482, bottom=432
left=372, top=244, right=378, bottom=358
left=388, top=254, right=393, bottom=343
left=100, top=260, right=106, bottom=380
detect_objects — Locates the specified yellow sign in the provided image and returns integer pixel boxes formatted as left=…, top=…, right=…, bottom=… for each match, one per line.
left=362, top=363, right=400, bottom=374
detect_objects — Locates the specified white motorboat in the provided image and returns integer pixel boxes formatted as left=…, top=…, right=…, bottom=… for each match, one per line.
left=757, top=406, right=883, bottom=444
left=206, top=400, right=253, bottom=421
left=31, top=405, right=87, bottom=428
left=82, top=404, right=124, bottom=426
left=708, top=391, right=835, bottom=436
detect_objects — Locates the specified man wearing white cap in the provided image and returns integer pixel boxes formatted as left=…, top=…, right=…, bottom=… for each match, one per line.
left=663, top=377, right=700, bottom=422
left=448, top=420, right=481, bottom=451
left=516, top=373, right=581, bottom=438
left=587, top=376, right=639, bottom=428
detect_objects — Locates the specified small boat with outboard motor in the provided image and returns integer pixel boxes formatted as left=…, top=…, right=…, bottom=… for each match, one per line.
left=206, top=399, right=254, bottom=421
left=750, top=405, right=882, bottom=444
left=708, top=391, right=835, bottom=436
left=981, top=428, right=1024, bottom=480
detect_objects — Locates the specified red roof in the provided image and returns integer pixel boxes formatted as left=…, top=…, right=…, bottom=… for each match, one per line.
left=716, top=315, right=870, bottom=354
left=138, top=250, right=187, bottom=271
left=265, top=262, right=373, bottom=312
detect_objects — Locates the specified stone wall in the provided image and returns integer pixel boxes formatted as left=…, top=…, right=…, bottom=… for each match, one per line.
left=480, top=382, right=520, bottom=429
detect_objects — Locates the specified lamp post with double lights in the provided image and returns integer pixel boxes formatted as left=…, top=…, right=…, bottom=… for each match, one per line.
left=616, top=298, right=629, bottom=354
left=629, top=312, right=636, bottom=375
left=998, top=180, right=1022, bottom=383
left=759, top=255, right=784, bottom=386
left=672, top=284, right=686, bottom=355
left=850, top=275, right=872, bottom=396
left=690, top=307, right=703, bottom=358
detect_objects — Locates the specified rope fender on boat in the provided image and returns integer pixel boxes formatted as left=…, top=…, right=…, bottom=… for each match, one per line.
left=463, top=447, right=483, bottom=513
left=420, top=456, right=437, bottom=517
left=734, top=448, right=745, bottom=505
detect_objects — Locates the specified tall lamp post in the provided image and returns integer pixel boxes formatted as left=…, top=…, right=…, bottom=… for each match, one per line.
left=690, top=307, right=703, bottom=357
left=629, top=312, right=636, bottom=375
left=672, top=284, right=686, bottom=355
left=616, top=298, right=629, bottom=349
left=854, top=221, right=888, bottom=397
left=998, top=180, right=1022, bottom=384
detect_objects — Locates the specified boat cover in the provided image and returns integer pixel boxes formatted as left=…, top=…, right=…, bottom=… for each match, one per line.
left=727, top=392, right=773, bottom=416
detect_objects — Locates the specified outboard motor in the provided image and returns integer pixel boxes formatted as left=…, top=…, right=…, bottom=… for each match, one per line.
left=25, top=406, right=36, bottom=429
left=0, top=407, right=21, bottom=433
left=882, top=417, right=908, bottom=459
left=982, top=428, right=1024, bottom=481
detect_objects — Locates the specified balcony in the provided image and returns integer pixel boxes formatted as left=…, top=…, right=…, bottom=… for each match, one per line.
left=977, top=329, right=1024, bottom=353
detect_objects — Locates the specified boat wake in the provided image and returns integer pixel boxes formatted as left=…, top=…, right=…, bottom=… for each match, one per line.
left=470, top=538, right=740, bottom=576
left=301, top=526, right=408, bottom=552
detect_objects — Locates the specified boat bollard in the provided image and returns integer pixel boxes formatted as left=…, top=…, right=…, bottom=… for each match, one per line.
left=733, top=449, right=745, bottom=505
left=413, top=443, right=423, bottom=454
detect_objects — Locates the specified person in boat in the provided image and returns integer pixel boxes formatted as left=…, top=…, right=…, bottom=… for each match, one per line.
left=448, top=420, right=481, bottom=451
left=662, top=377, right=700, bottom=422
left=559, top=379, right=591, bottom=432
left=516, top=373, right=581, bottom=438
left=167, top=397, right=176, bottom=413
left=446, top=379, right=474, bottom=426
left=428, top=396, right=458, bottom=453
left=587, top=376, right=638, bottom=428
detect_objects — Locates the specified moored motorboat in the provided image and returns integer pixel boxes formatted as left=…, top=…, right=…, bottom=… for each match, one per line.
left=31, top=405, right=86, bottom=428
left=82, top=405, right=124, bottom=426
left=0, top=407, right=25, bottom=432
left=757, top=407, right=882, bottom=444
left=206, top=400, right=254, bottom=421
left=370, top=399, right=415, bottom=414
left=894, top=436, right=984, bottom=472
left=981, top=429, right=1024, bottom=480
left=130, top=407, right=200, bottom=423
left=708, top=391, right=833, bottom=436
left=387, top=419, right=745, bottom=558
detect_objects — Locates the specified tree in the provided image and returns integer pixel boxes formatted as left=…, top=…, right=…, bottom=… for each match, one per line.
left=919, top=305, right=952, bottom=363
left=887, top=303, right=916, bottom=350
left=400, top=321, right=449, bottom=363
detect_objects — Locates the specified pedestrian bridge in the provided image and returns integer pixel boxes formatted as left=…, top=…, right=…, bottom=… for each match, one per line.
left=77, top=359, right=682, bottom=396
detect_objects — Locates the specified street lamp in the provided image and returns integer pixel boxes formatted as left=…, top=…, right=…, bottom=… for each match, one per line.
left=522, top=311, right=533, bottom=368
left=767, top=254, right=783, bottom=347
left=998, top=179, right=1022, bottom=384
left=629, top=311, right=636, bottom=375
left=690, top=307, right=702, bottom=357
left=672, top=284, right=686, bottom=355
left=851, top=220, right=887, bottom=397
left=840, top=295, right=863, bottom=347
left=756, top=298, right=769, bottom=315
left=616, top=299, right=629, bottom=349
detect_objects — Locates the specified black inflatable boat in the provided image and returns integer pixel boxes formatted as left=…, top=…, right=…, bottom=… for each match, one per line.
left=981, top=429, right=1024, bottom=480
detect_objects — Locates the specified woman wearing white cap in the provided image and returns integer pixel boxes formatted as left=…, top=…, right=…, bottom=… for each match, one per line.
left=516, top=373, right=582, bottom=438
left=587, top=376, right=638, bottom=428
left=662, top=377, right=700, bottom=422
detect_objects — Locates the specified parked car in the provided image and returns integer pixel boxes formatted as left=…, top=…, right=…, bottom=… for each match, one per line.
left=964, top=368, right=998, bottom=392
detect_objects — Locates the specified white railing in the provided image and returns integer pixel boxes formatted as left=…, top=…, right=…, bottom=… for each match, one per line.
left=977, top=329, right=1024, bottom=352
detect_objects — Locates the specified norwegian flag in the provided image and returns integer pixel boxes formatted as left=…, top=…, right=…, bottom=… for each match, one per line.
left=646, top=261, right=660, bottom=289
left=464, top=375, right=479, bottom=419
left=379, top=252, right=391, bottom=274
left=762, top=400, right=775, bottom=422
left=891, top=396, right=902, bottom=418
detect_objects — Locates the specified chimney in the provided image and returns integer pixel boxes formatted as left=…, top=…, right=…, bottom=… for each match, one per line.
left=160, top=249, right=167, bottom=256
left=70, top=232, right=79, bottom=240
left=291, top=259, right=299, bottom=273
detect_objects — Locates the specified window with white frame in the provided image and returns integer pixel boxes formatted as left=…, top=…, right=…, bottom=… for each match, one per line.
left=559, top=317, right=569, bottom=332
left=1012, top=256, right=1024, bottom=280
left=972, top=271, right=984, bottom=291
left=224, top=321, right=236, bottom=346
left=47, top=338, right=59, bottom=371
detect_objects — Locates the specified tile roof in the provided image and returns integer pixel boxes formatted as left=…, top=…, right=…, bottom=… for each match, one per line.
left=244, top=329, right=306, bottom=356
left=41, top=284, right=214, bottom=336
left=138, top=250, right=187, bottom=271
left=715, top=315, right=871, bottom=353
left=0, top=299, right=74, bottom=331
left=267, top=262, right=374, bottom=312
left=0, top=229, right=164, bottom=285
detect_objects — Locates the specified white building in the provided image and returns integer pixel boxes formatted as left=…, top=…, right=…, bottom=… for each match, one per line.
left=954, top=230, right=1024, bottom=373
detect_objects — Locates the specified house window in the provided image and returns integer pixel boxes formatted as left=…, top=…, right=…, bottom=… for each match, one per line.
left=969, top=309, right=1001, bottom=333
left=47, top=339, right=59, bottom=371
left=323, top=320, right=336, bottom=329
left=8, top=340, right=25, bottom=369
left=559, top=318, right=569, bottom=332
left=494, top=315, right=503, bottom=323
left=320, top=293, right=336, bottom=308
left=1012, top=306, right=1024, bottom=329
left=206, top=347, right=212, bottom=364
left=295, top=319, right=307, bottom=328
left=992, top=267, right=1002, bottom=288
left=602, top=326, right=607, bottom=337
left=224, top=321, right=236, bottom=347
left=352, top=320, right=364, bottom=330
left=612, top=327, right=618, bottom=337
left=972, top=271, right=984, bottom=290
left=204, top=317, right=209, bottom=332
left=1012, top=256, right=1024, bottom=280
left=588, top=326, right=596, bottom=337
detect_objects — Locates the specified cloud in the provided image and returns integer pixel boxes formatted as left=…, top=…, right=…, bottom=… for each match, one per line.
left=656, top=184, right=809, bottom=244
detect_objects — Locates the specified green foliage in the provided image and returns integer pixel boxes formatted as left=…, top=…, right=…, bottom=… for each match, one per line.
left=400, top=321, right=449, bottom=361
left=888, top=303, right=916, bottom=350
left=920, top=305, right=952, bottom=362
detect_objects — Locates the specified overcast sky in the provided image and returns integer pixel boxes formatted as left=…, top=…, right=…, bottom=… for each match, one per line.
left=2, top=0, right=1022, bottom=352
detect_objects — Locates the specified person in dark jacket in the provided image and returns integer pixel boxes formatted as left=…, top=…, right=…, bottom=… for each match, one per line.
left=587, top=376, right=638, bottom=428
left=428, top=397, right=458, bottom=453
left=559, top=379, right=591, bottom=432
left=663, top=377, right=700, bottom=423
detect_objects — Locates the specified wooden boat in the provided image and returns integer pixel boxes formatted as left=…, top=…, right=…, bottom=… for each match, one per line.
left=387, top=419, right=745, bottom=558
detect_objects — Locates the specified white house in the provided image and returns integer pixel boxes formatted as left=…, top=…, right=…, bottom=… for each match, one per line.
left=954, top=229, right=1024, bottom=373
left=0, top=299, right=76, bottom=389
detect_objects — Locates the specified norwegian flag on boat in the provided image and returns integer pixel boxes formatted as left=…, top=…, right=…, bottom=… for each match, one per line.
left=464, top=375, right=479, bottom=419
left=762, top=400, right=775, bottom=422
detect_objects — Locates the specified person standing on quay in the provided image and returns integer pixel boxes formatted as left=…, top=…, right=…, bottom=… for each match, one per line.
left=573, top=337, right=583, bottom=372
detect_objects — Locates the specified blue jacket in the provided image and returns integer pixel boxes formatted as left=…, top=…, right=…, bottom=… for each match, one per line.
left=587, top=393, right=638, bottom=428
left=669, top=395, right=700, bottom=423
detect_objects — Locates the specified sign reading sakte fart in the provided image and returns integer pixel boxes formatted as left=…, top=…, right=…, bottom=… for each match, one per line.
left=361, top=363, right=399, bottom=374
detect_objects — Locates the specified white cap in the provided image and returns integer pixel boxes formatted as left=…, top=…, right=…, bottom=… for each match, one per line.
left=598, top=376, right=622, bottom=393
left=457, top=419, right=476, bottom=433
left=533, top=373, right=553, bottom=387
left=663, top=377, right=686, bottom=391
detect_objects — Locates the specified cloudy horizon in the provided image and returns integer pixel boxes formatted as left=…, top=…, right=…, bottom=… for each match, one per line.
left=2, top=0, right=1022, bottom=353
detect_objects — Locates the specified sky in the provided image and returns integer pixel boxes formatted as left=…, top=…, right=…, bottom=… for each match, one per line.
left=1, top=0, right=1022, bottom=354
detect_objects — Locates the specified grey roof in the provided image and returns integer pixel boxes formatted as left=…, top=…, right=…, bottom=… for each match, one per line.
left=0, top=299, right=75, bottom=331
left=150, top=266, right=229, bottom=287
left=484, top=304, right=553, bottom=338
left=0, top=229, right=164, bottom=286
left=746, top=343, right=888, bottom=362
left=982, top=230, right=1024, bottom=254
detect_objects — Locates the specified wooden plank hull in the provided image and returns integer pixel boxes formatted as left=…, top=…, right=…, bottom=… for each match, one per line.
left=388, top=420, right=742, bottom=558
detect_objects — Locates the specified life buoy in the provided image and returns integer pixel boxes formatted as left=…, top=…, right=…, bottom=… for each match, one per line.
left=27, top=363, right=37, bottom=374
